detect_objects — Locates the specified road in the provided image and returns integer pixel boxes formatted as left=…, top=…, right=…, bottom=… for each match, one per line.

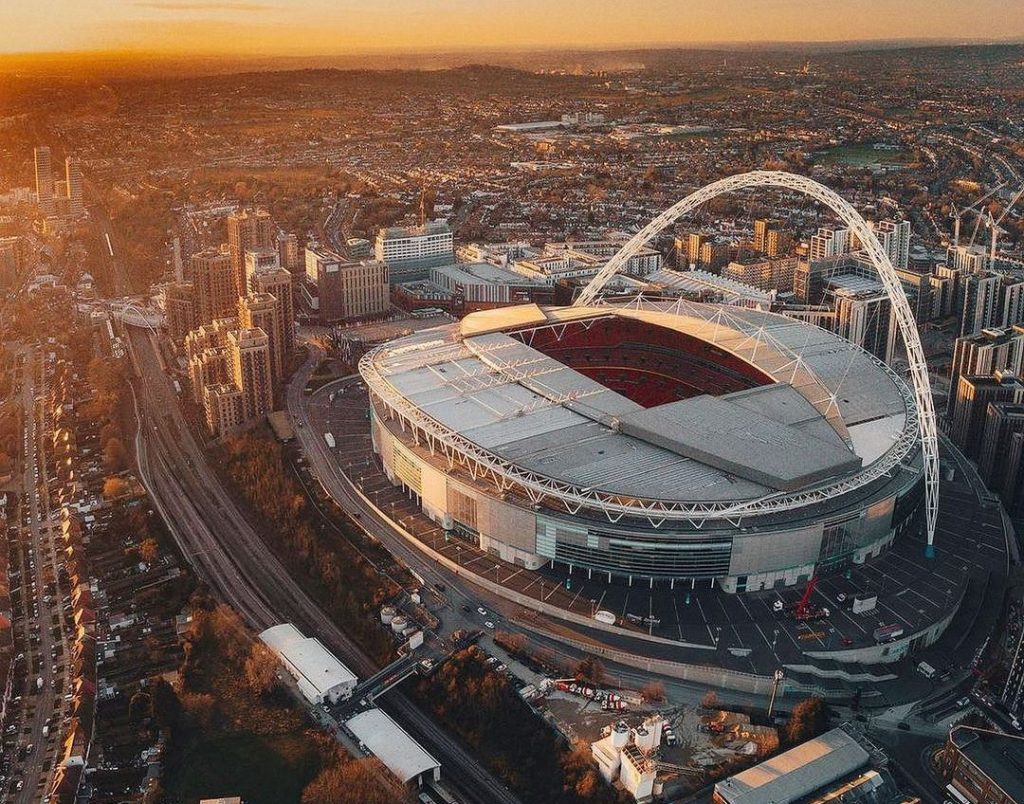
left=3, top=345, right=74, bottom=803
left=124, top=326, right=521, bottom=804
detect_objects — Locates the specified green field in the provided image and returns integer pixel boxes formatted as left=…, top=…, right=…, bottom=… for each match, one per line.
left=816, top=143, right=914, bottom=167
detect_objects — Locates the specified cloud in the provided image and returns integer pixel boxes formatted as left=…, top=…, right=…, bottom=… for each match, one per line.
left=132, top=1, right=279, bottom=11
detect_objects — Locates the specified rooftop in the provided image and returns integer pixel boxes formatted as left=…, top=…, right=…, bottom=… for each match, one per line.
left=363, top=302, right=914, bottom=506
left=949, top=726, right=1024, bottom=803
left=345, top=708, right=440, bottom=784
left=714, top=727, right=870, bottom=804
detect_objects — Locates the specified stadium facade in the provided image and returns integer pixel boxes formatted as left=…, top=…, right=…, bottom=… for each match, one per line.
left=360, top=300, right=925, bottom=593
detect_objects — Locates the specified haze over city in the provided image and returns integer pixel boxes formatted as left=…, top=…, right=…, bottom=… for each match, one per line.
left=3, top=0, right=1024, bottom=57
left=3, top=2, right=1024, bottom=804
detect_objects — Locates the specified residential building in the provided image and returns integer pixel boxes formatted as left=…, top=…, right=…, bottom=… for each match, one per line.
left=949, top=371, right=1024, bottom=460
left=244, top=246, right=281, bottom=292
left=941, top=726, right=1024, bottom=804
left=753, top=219, right=792, bottom=258
left=809, top=227, right=850, bottom=261
left=375, top=221, right=454, bottom=282
left=874, top=220, right=911, bottom=270
left=0, top=235, right=25, bottom=289
left=239, top=292, right=283, bottom=386
left=163, top=282, right=197, bottom=345
left=722, top=256, right=798, bottom=293
left=34, top=146, right=55, bottom=216
left=191, top=248, right=236, bottom=327
left=252, top=266, right=295, bottom=358
left=229, top=327, right=273, bottom=422
left=65, top=156, right=83, bottom=217
left=203, top=383, right=245, bottom=436
left=304, top=246, right=388, bottom=323
left=948, top=326, right=1024, bottom=417
left=545, top=239, right=662, bottom=277
left=978, top=403, right=1024, bottom=488
left=961, top=271, right=1001, bottom=336
left=999, top=276, right=1024, bottom=328
left=829, top=277, right=895, bottom=364
left=276, top=231, right=301, bottom=274
left=226, top=208, right=274, bottom=295
left=947, top=244, right=992, bottom=274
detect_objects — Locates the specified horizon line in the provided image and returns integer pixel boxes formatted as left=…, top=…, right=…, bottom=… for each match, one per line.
left=3, top=35, right=1024, bottom=61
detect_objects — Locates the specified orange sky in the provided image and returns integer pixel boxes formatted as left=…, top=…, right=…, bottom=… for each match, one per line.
left=2, top=1, right=1023, bottom=56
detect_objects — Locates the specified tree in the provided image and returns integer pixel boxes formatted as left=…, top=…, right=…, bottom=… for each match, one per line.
left=138, top=537, right=159, bottom=564
left=244, top=641, right=280, bottom=696
left=103, top=436, right=129, bottom=472
left=785, top=697, right=829, bottom=745
left=302, top=758, right=407, bottom=804
left=574, top=656, right=605, bottom=686
left=150, top=677, right=182, bottom=730
left=103, top=476, right=129, bottom=498
left=641, top=680, right=665, bottom=703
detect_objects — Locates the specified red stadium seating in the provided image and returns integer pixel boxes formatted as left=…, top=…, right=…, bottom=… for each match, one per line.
left=513, top=317, right=772, bottom=407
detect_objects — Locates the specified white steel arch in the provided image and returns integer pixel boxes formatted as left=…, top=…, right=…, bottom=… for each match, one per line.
left=576, top=170, right=939, bottom=552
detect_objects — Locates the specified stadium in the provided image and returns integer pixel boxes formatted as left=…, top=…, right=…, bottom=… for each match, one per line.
left=360, top=299, right=926, bottom=594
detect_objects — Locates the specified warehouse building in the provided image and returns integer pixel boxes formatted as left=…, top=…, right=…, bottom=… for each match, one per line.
left=259, top=623, right=357, bottom=705
left=346, top=707, right=441, bottom=787
left=713, top=727, right=870, bottom=804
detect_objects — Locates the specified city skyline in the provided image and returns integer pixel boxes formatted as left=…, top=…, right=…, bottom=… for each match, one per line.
left=2, top=0, right=1023, bottom=57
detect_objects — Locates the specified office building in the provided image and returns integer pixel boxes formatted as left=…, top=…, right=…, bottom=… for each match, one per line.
left=34, top=146, right=55, bottom=216
left=229, top=327, right=273, bottom=422
left=163, top=282, right=197, bottom=345
left=375, top=221, right=454, bottom=282
left=948, top=326, right=1024, bottom=417
left=874, top=220, right=911, bottom=271
left=304, top=246, right=389, bottom=323
left=949, top=371, right=1024, bottom=460
left=346, top=237, right=372, bottom=259
left=239, top=292, right=283, bottom=387
left=65, top=156, right=83, bottom=217
left=252, top=266, right=295, bottom=358
left=191, top=248, right=237, bottom=326
left=941, top=726, right=1024, bottom=804
left=426, top=262, right=552, bottom=310
left=961, top=272, right=1001, bottom=336
left=809, top=227, right=850, bottom=261
left=227, top=208, right=274, bottom=295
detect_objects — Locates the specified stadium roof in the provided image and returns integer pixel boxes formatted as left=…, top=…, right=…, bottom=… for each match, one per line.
left=362, top=302, right=915, bottom=507
left=714, top=728, right=870, bottom=804
left=346, top=708, right=440, bottom=784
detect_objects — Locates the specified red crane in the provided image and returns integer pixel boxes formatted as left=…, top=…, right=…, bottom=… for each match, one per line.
left=794, top=577, right=822, bottom=621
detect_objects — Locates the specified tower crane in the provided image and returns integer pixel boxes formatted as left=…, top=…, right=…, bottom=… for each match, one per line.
left=985, top=183, right=1024, bottom=261
left=950, top=181, right=1005, bottom=247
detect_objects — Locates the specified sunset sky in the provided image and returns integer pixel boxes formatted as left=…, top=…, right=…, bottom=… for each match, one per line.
left=2, top=0, right=1023, bottom=55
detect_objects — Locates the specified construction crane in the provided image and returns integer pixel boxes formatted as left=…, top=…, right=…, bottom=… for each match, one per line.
left=985, top=183, right=1024, bottom=261
left=950, top=181, right=1006, bottom=247
left=793, top=577, right=830, bottom=621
